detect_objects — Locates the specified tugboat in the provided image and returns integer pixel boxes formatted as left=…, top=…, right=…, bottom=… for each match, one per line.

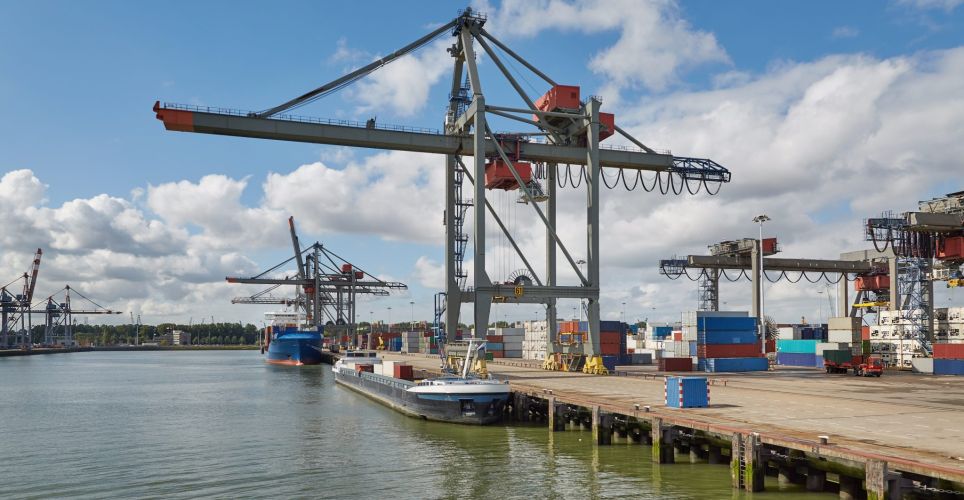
left=263, top=311, right=322, bottom=366
left=332, top=339, right=509, bottom=424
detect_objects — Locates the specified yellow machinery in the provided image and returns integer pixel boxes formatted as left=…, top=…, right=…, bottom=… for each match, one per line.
left=582, top=355, right=609, bottom=375
left=949, top=278, right=962, bottom=288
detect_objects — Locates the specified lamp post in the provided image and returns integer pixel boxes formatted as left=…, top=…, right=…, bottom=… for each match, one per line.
left=753, top=214, right=771, bottom=355
left=621, top=302, right=626, bottom=323
left=409, top=301, right=415, bottom=331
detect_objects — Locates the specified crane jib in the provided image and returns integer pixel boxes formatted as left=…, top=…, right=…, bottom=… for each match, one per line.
left=152, top=102, right=729, bottom=182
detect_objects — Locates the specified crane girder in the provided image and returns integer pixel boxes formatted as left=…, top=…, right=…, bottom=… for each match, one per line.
left=153, top=103, right=681, bottom=173
left=687, top=255, right=874, bottom=273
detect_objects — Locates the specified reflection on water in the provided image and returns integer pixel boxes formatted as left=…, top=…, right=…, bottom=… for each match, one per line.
left=0, top=351, right=833, bottom=499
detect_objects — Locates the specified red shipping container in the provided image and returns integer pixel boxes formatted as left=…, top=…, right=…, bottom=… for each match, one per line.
left=673, top=332, right=683, bottom=341
left=486, top=335, right=504, bottom=343
left=938, top=236, right=964, bottom=260
left=934, top=343, right=964, bottom=359
left=765, top=340, right=775, bottom=353
left=599, top=344, right=621, bottom=355
left=599, top=332, right=622, bottom=344
left=861, top=326, right=870, bottom=340
left=559, top=321, right=580, bottom=333
left=697, top=343, right=764, bottom=358
left=492, top=351, right=505, bottom=358
left=484, top=159, right=532, bottom=190
left=394, top=364, right=414, bottom=381
left=658, top=357, right=693, bottom=372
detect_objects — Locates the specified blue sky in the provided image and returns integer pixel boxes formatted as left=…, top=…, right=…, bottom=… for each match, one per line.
left=1, top=0, right=963, bottom=325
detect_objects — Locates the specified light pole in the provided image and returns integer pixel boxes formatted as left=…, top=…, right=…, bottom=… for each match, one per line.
left=753, top=214, right=771, bottom=355
left=409, top=301, right=415, bottom=331
left=387, top=306, right=392, bottom=331
left=621, top=302, right=626, bottom=323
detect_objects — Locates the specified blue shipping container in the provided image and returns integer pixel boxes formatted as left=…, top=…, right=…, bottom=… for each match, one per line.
left=704, top=357, right=768, bottom=372
left=654, top=326, right=673, bottom=336
left=689, top=341, right=697, bottom=356
left=814, top=355, right=824, bottom=368
left=934, top=359, right=964, bottom=375
left=665, top=376, right=709, bottom=408
left=698, top=316, right=757, bottom=331
left=601, top=355, right=619, bottom=371
left=486, top=342, right=504, bottom=351
left=697, top=330, right=758, bottom=345
left=777, top=352, right=817, bottom=366
left=600, top=320, right=624, bottom=332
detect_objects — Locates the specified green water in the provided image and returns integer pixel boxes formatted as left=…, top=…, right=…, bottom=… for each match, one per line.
left=0, top=351, right=834, bottom=499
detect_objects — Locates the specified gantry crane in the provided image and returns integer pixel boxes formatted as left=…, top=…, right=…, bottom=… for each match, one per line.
left=226, top=217, right=406, bottom=345
left=1, top=249, right=42, bottom=349
left=863, top=190, right=964, bottom=360
left=153, top=8, right=731, bottom=373
left=38, top=285, right=122, bottom=346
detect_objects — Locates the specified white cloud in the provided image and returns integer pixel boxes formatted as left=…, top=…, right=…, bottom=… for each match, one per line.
left=484, top=0, right=729, bottom=95
left=897, top=0, right=963, bottom=11
left=413, top=256, right=445, bottom=288
left=342, top=40, right=453, bottom=118
left=832, top=26, right=860, bottom=39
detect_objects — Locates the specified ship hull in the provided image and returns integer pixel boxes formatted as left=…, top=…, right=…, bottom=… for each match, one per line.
left=334, top=368, right=508, bottom=425
left=266, top=334, right=322, bottom=366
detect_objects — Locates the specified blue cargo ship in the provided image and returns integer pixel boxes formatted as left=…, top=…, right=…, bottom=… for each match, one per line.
left=263, top=312, right=323, bottom=366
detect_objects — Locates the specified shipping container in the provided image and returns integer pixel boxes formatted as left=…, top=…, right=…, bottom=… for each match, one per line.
left=697, top=343, right=763, bottom=358
left=822, top=349, right=853, bottom=364
left=776, top=352, right=817, bottom=366
left=665, top=377, right=709, bottom=408
left=658, top=357, right=693, bottom=372
left=697, top=316, right=758, bottom=331
left=776, top=339, right=820, bottom=354
left=486, top=342, right=504, bottom=351
left=394, top=364, right=414, bottom=381
left=934, top=343, right=964, bottom=359
left=698, top=330, right=758, bottom=345
left=703, top=357, right=768, bottom=372
left=934, top=358, right=964, bottom=375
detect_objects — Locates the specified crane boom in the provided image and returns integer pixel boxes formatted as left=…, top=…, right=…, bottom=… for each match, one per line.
left=289, top=217, right=307, bottom=281
left=152, top=103, right=730, bottom=177
left=24, top=248, right=41, bottom=303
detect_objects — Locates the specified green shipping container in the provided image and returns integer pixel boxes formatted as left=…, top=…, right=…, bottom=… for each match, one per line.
left=485, top=352, right=494, bottom=361
left=823, top=349, right=852, bottom=364
left=861, top=340, right=871, bottom=355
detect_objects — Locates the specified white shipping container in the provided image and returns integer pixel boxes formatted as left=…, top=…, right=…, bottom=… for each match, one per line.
left=827, top=330, right=856, bottom=343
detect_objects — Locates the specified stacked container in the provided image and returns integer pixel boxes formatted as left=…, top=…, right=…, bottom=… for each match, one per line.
left=401, top=331, right=422, bottom=353
left=692, top=314, right=766, bottom=373
left=776, top=339, right=820, bottom=366
left=522, top=320, right=549, bottom=361
left=933, top=343, right=964, bottom=375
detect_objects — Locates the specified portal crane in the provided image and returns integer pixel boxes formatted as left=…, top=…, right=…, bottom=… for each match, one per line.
left=154, top=8, right=731, bottom=374
left=1, top=249, right=42, bottom=349
left=40, top=285, right=122, bottom=346
left=225, top=217, right=406, bottom=346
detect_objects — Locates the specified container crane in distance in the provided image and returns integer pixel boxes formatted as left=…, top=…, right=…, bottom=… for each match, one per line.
left=153, top=7, right=731, bottom=374
left=1, top=249, right=42, bottom=349
left=225, top=217, right=406, bottom=347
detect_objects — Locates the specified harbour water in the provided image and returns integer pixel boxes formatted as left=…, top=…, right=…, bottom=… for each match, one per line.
left=0, top=351, right=833, bottom=499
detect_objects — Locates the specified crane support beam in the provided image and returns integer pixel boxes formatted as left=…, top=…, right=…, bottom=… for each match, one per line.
left=462, top=285, right=599, bottom=303
left=153, top=103, right=681, bottom=172
left=687, top=255, right=873, bottom=273
left=226, top=277, right=406, bottom=288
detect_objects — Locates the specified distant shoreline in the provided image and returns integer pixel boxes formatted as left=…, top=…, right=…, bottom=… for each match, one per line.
left=1, top=345, right=260, bottom=357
